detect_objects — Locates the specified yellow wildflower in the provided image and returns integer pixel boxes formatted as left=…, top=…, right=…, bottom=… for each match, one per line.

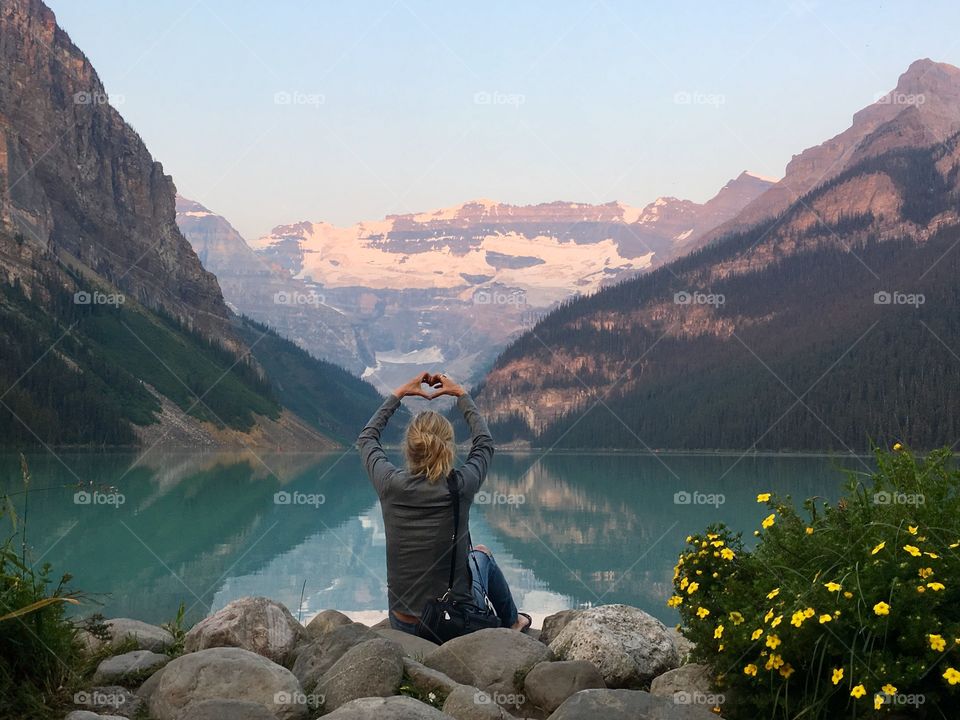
left=908, top=525, right=918, bottom=535
left=714, top=624, right=724, bottom=639
left=764, top=654, right=784, bottom=671
left=903, top=544, right=921, bottom=557
left=943, top=667, right=960, bottom=685
left=751, top=628, right=764, bottom=640
left=667, top=595, right=683, bottom=608
left=832, top=667, right=844, bottom=685
left=851, top=684, right=866, bottom=699
left=779, top=663, right=794, bottom=678
left=729, top=611, right=744, bottom=625
left=893, top=442, right=903, bottom=451
left=919, top=567, right=934, bottom=579
left=805, top=527, right=814, bottom=535
left=766, top=588, right=780, bottom=600
left=687, top=582, right=699, bottom=595
left=770, top=615, right=783, bottom=627
left=819, top=614, right=832, bottom=624
left=824, top=581, right=842, bottom=592
left=762, top=513, right=776, bottom=529
left=843, top=591, right=853, bottom=599
left=803, top=607, right=815, bottom=618
left=873, top=694, right=884, bottom=710
left=765, top=634, right=781, bottom=649
left=928, top=582, right=945, bottom=591
left=720, top=547, right=735, bottom=561
left=744, top=664, right=758, bottom=677
left=930, top=634, right=946, bottom=652
left=696, top=606, right=710, bottom=619
left=871, top=541, right=885, bottom=555
left=881, top=683, right=897, bottom=695
left=790, top=610, right=806, bottom=627
left=764, top=609, right=774, bottom=623
left=756, top=493, right=771, bottom=502
left=873, top=601, right=890, bottom=616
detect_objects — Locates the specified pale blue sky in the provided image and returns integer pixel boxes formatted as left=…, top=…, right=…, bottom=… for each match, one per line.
left=47, top=0, right=960, bottom=240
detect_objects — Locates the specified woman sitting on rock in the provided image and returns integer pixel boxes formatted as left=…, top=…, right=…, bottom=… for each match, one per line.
left=357, top=371, right=532, bottom=636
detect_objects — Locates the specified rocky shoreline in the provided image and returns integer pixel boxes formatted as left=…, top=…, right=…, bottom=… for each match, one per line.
left=68, top=597, right=722, bottom=720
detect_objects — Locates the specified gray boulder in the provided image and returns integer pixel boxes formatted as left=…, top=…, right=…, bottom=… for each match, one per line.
left=72, top=687, right=142, bottom=718
left=184, top=596, right=304, bottom=665
left=650, top=663, right=715, bottom=700
left=322, top=696, right=455, bottom=719
left=149, top=647, right=307, bottom=720
left=316, top=638, right=405, bottom=712
left=403, top=657, right=460, bottom=697
left=666, top=628, right=696, bottom=663
left=547, top=689, right=720, bottom=720
left=173, top=698, right=277, bottom=720
left=538, top=610, right=582, bottom=646
left=523, top=660, right=605, bottom=713
left=304, top=609, right=352, bottom=639
left=375, top=627, right=439, bottom=659
left=424, top=628, right=552, bottom=699
left=441, top=685, right=515, bottom=720
left=135, top=667, right=166, bottom=703
left=103, top=619, right=174, bottom=652
left=291, top=622, right=376, bottom=692
left=93, top=650, right=169, bottom=685
left=548, top=605, right=679, bottom=689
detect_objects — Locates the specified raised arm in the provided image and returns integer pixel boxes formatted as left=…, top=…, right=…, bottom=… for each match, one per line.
left=429, top=374, right=494, bottom=496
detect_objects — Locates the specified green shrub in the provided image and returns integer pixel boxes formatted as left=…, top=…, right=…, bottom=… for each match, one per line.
left=670, top=446, right=960, bottom=718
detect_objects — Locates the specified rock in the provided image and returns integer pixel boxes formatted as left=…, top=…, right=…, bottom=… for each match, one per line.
left=370, top=617, right=393, bottom=629
left=316, top=638, right=404, bottom=712
left=93, top=650, right=169, bottom=685
left=135, top=667, right=166, bottom=703
left=403, top=658, right=461, bottom=697
left=548, top=605, right=679, bottom=689
left=523, top=660, right=605, bottom=713
left=184, top=596, right=304, bottom=665
left=304, top=609, right=352, bottom=639
left=441, top=684, right=515, bottom=720
left=322, top=696, right=455, bottom=719
left=291, top=622, right=376, bottom=692
left=65, top=712, right=126, bottom=720
left=149, top=647, right=307, bottom=720
left=547, top=688, right=719, bottom=720
left=424, top=628, right=553, bottom=700
left=650, top=663, right=715, bottom=700
left=72, top=687, right=142, bottom=719
left=77, top=629, right=107, bottom=654
left=667, top=628, right=696, bottom=662
left=538, top=610, right=581, bottom=646
left=173, top=698, right=277, bottom=720
left=376, top=627, right=439, bottom=659
left=104, top=619, right=174, bottom=652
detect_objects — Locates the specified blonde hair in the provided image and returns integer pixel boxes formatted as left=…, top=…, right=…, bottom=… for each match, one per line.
left=405, top=410, right=455, bottom=483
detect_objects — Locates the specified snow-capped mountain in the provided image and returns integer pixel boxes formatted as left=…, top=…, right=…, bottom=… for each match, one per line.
left=177, top=172, right=773, bottom=391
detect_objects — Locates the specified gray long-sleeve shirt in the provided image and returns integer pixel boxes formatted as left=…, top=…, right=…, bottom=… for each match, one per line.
left=357, top=393, right=494, bottom=617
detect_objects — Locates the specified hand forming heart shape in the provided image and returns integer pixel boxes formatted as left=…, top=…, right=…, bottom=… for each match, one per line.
left=393, top=371, right=466, bottom=400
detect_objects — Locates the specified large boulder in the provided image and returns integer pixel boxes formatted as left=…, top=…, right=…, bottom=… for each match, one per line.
left=523, top=660, right=605, bottom=713
left=135, top=667, right=166, bottom=703
left=304, top=609, right=352, bottom=640
left=93, top=650, right=169, bottom=685
left=316, top=638, right=404, bottom=712
left=441, top=685, right=514, bottom=720
left=538, top=610, right=582, bottom=646
left=184, top=597, right=304, bottom=665
left=103, top=619, right=174, bottom=652
left=666, top=628, right=696, bottom=663
left=173, top=698, right=277, bottom=720
left=375, top=627, right=439, bottom=659
left=149, top=647, right=307, bottom=720
left=402, top=658, right=460, bottom=697
left=547, top=688, right=720, bottom=720
left=548, top=605, right=679, bottom=689
left=322, top=696, right=454, bottom=719
left=291, top=622, right=376, bottom=692
left=423, top=628, right=552, bottom=700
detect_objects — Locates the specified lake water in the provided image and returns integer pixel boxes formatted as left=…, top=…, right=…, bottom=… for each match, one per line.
left=1, top=450, right=869, bottom=628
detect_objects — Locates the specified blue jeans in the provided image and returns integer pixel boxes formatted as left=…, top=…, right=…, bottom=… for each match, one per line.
left=389, top=548, right=519, bottom=635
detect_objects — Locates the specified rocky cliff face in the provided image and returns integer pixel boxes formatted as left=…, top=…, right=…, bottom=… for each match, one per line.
left=0, top=0, right=230, bottom=336
left=698, top=59, right=960, bottom=247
